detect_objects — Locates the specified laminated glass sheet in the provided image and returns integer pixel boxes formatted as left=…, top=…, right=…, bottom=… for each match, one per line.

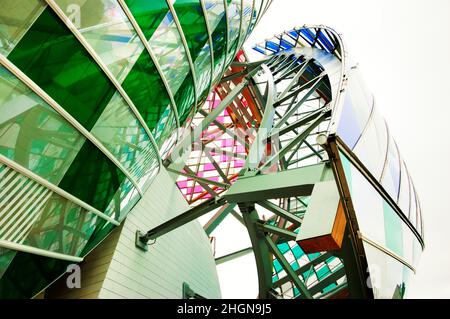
left=381, top=136, right=401, bottom=202
left=340, top=151, right=422, bottom=268
left=337, top=70, right=373, bottom=150
left=237, top=0, right=253, bottom=49
left=0, top=0, right=46, bottom=56
left=397, top=159, right=411, bottom=223
left=23, top=194, right=101, bottom=256
left=7, top=7, right=117, bottom=131
left=53, top=0, right=176, bottom=142
left=225, top=0, right=242, bottom=66
left=121, top=51, right=176, bottom=143
left=353, top=107, right=388, bottom=180
left=54, top=0, right=144, bottom=84
left=57, top=140, right=126, bottom=213
left=90, top=92, right=159, bottom=188
left=173, top=0, right=212, bottom=100
left=204, top=0, right=228, bottom=84
left=247, top=0, right=262, bottom=34
left=363, top=242, right=412, bottom=299
left=0, top=66, right=85, bottom=184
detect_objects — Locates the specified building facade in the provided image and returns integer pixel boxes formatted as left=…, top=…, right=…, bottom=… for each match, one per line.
left=0, top=1, right=422, bottom=299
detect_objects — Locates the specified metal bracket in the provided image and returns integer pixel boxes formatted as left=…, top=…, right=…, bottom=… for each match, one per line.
left=135, top=230, right=148, bottom=251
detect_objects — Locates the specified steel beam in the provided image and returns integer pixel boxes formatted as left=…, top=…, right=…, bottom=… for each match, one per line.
left=265, top=235, right=312, bottom=299
left=258, top=201, right=303, bottom=227
left=225, top=163, right=333, bottom=203
left=257, top=223, right=298, bottom=241
left=136, top=197, right=226, bottom=251
left=215, top=247, right=253, bottom=265
left=204, top=203, right=237, bottom=235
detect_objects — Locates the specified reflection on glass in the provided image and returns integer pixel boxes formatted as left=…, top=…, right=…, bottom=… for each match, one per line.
left=340, top=151, right=422, bottom=268
left=204, top=0, right=228, bottom=84
left=0, top=66, right=85, bottom=184
left=381, top=136, right=400, bottom=201
left=173, top=0, right=212, bottom=100
left=337, top=69, right=373, bottom=149
left=363, top=242, right=413, bottom=299
left=0, top=0, right=46, bottom=56
left=353, top=107, right=388, bottom=180
left=237, top=0, right=253, bottom=49
left=8, top=7, right=117, bottom=131
left=55, top=0, right=145, bottom=83
left=90, top=92, right=159, bottom=187
left=225, top=0, right=242, bottom=66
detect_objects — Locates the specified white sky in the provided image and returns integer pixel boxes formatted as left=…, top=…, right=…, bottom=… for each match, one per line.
left=212, top=0, right=450, bottom=299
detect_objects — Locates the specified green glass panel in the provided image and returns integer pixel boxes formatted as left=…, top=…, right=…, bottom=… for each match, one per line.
left=8, top=7, right=116, bottom=131
left=0, top=249, right=16, bottom=280
left=273, top=259, right=282, bottom=273
left=90, top=92, right=159, bottom=188
left=24, top=194, right=101, bottom=256
left=323, top=283, right=337, bottom=293
left=58, top=140, right=125, bottom=212
left=80, top=220, right=116, bottom=256
left=126, top=1, right=196, bottom=128
left=383, top=201, right=404, bottom=257
left=0, top=252, right=71, bottom=298
left=175, top=74, right=196, bottom=124
left=54, top=0, right=144, bottom=84
left=277, top=242, right=289, bottom=254
left=292, top=245, right=304, bottom=259
left=156, top=109, right=178, bottom=158
left=122, top=50, right=175, bottom=140
left=0, top=66, right=85, bottom=184
left=0, top=0, right=46, bottom=56
left=205, top=0, right=228, bottom=84
left=124, top=0, right=168, bottom=40
left=293, top=287, right=300, bottom=297
left=173, top=0, right=212, bottom=99
left=315, top=264, right=330, bottom=280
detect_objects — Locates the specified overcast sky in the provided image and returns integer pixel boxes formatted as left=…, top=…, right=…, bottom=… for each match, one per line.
left=218, top=0, right=450, bottom=299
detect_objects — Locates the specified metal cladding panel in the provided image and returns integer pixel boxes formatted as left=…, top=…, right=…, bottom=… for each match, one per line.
left=98, top=166, right=221, bottom=299
left=297, top=180, right=340, bottom=241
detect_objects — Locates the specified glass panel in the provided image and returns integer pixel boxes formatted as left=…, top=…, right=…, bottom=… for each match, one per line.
left=248, top=0, right=263, bottom=34
left=381, top=135, right=400, bottom=202
left=124, top=0, right=168, bottom=40
left=353, top=107, right=388, bottom=180
left=237, top=0, right=253, bottom=48
left=340, top=151, right=422, bottom=268
left=57, top=140, right=126, bottom=213
left=204, top=0, right=228, bottom=84
left=383, top=201, right=403, bottom=257
left=173, top=0, right=212, bottom=100
left=121, top=50, right=176, bottom=144
left=126, top=1, right=196, bottom=126
left=24, top=194, right=101, bottom=256
left=337, top=69, right=373, bottom=150
left=363, top=242, right=413, bottom=299
left=397, top=159, right=410, bottom=216
left=8, top=7, right=117, bottom=131
left=54, top=0, right=144, bottom=83
left=0, top=0, right=46, bottom=56
left=0, top=65, right=85, bottom=184
left=225, top=0, right=242, bottom=66
left=408, top=175, right=417, bottom=227
left=90, top=92, right=159, bottom=188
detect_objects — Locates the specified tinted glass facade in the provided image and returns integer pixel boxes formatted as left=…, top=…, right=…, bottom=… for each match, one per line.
left=0, top=0, right=266, bottom=298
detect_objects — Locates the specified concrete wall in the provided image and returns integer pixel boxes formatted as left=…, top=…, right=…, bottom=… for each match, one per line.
left=97, top=167, right=221, bottom=299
